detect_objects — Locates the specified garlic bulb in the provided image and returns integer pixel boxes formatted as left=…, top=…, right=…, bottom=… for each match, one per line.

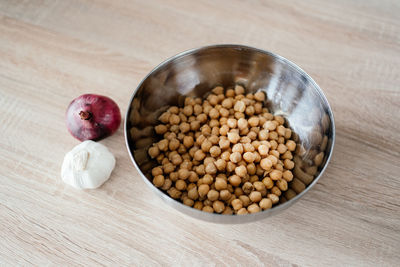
left=61, top=140, right=116, bottom=189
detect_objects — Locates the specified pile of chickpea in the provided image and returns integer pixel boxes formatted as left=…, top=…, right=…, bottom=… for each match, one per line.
left=147, top=85, right=297, bottom=215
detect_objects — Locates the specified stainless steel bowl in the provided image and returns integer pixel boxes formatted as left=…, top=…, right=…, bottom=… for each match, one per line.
left=125, top=44, right=335, bottom=223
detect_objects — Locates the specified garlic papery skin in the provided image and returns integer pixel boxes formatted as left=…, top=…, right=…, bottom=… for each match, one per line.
left=61, top=140, right=116, bottom=189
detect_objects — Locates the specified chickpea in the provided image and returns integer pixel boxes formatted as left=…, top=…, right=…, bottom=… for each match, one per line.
left=226, top=162, right=236, bottom=173
left=219, top=125, right=229, bottom=136
left=234, top=85, right=245, bottom=95
left=257, top=144, right=269, bottom=157
left=154, top=124, right=168, bottom=135
left=201, top=174, right=213, bottom=185
left=163, top=162, right=175, bottom=174
left=188, top=172, right=199, bottom=183
left=169, top=114, right=180, bottom=125
left=234, top=188, right=244, bottom=197
left=269, top=131, right=278, bottom=141
left=234, top=100, right=246, bottom=113
left=231, top=143, right=242, bottom=154
left=230, top=152, right=242, bottom=163
left=152, top=167, right=163, bottom=177
left=169, top=138, right=180, bottom=151
left=239, top=195, right=251, bottom=207
left=194, top=201, right=203, bottom=210
left=227, top=118, right=237, bottom=128
left=168, top=106, right=179, bottom=114
left=194, top=150, right=206, bottom=161
left=228, top=175, right=241, bottom=187
left=274, top=116, right=285, bottom=125
left=277, top=143, right=288, bottom=154
left=182, top=105, right=193, bottom=116
left=284, top=128, right=292, bottom=139
left=153, top=175, right=165, bottom=187
left=247, top=163, right=256, bottom=175
left=215, top=178, right=228, bottom=191
left=208, top=135, right=219, bottom=145
left=171, top=154, right=183, bottom=165
left=201, top=125, right=211, bottom=136
left=267, top=193, right=279, bottom=204
left=207, top=189, right=219, bottom=201
left=243, top=152, right=255, bottom=163
left=234, top=112, right=245, bottom=120
left=258, top=129, right=268, bottom=141
left=175, top=179, right=187, bottom=191
left=159, top=112, right=170, bottom=124
left=208, top=108, right=219, bottom=119
left=198, top=184, right=210, bottom=198
left=222, top=206, right=233, bottom=215
left=168, top=187, right=182, bottom=199
left=218, top=189, right=230, bottom=201
left=183, top=198, right=194, bottom=207
left=177, top=168, right=189, bottom=180
left=237, top=118, right=248, bottom=130
left=281, top=151, right=293, bottom=160
left=254, top=91, right=265, bottom=102
left=228, top=198, right=242, bottom=211
left=276, top=125, right=285, bottom=136
left=247, top=131, right=257, bottom=140
left=157, top=139, right=169, bottom=151
left=202, top=206, right=214, bottom=213
left=267, top=155, right=278, bottom=165
left=249, top=191, right=262, bottom=202
left=277, top=179, right=288, bottom=191
left=214, top=159, right=226, bottom=171
left=197, top=113, right=207, bottom=124
left=190, top=120, right=201, bottom=131
left=248, top=117, right=259, bottom=127
left=169, top=171, right=179, bottom=182
left=208, top=146, right=220, bottom=157
left=213, top=200, right=225, bottom=213
left=161, top=179, right=172, bottom=190
left=241, top=143, right=253, bottom=153
left=235, top=165, right=247, bottom=177
left=220, top=98, right=231, bottom=110
left=182, top=136, right=193, bottom=149
left=284, top=159, right=295, bottom=170
left=270, top=170, right=282, bottom=180
left=205, top=162, right=217, bottom=175
left=210, top=120, right=219, bottom=129
left=148, top=146, right=159, bottom=158
left=195, top=164, right=205, bottom=175
left=237, top=208, right=248, bottom=215
left=227, top=132, right=240, bottom=144
left=271, top=186, right=281, bottom=196
left=219, top=138, right=230, bottom=150
left=262, top=177, right=274, bottom=189
left=253, top=181, right=265, bottom=191
left=264, top=120, right=277, bottom=131
left=224, top=88, right=234, bottom=97
left=260, top=158, right=273, bottom=170
left=247, top=203, right=260, bottom=213
left=259, top=198, right=272, bottom=210
left=282, top=170, right=294, bottom=182
left=243, top=106, right=253, bottom=117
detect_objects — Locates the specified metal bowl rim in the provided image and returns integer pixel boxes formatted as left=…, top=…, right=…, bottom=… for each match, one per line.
left=124, top=44, right=336, bottom=223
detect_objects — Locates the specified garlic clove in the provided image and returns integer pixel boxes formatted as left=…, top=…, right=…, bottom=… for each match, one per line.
left=61, top=140, right=116, bottom=189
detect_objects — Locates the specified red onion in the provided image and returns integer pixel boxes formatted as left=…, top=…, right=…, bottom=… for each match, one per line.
left=66, top=94, right=121, bottom=141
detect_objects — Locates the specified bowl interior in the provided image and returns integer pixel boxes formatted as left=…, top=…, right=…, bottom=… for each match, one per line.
left=126, top=45, right=334, bottom=223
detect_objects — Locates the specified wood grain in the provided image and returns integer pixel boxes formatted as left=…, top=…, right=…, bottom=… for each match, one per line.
left=0, top=0, right=399, bottom=266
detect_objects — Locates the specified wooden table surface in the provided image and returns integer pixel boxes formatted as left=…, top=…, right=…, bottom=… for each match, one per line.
left=1, top=0, right=399, bottom=266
